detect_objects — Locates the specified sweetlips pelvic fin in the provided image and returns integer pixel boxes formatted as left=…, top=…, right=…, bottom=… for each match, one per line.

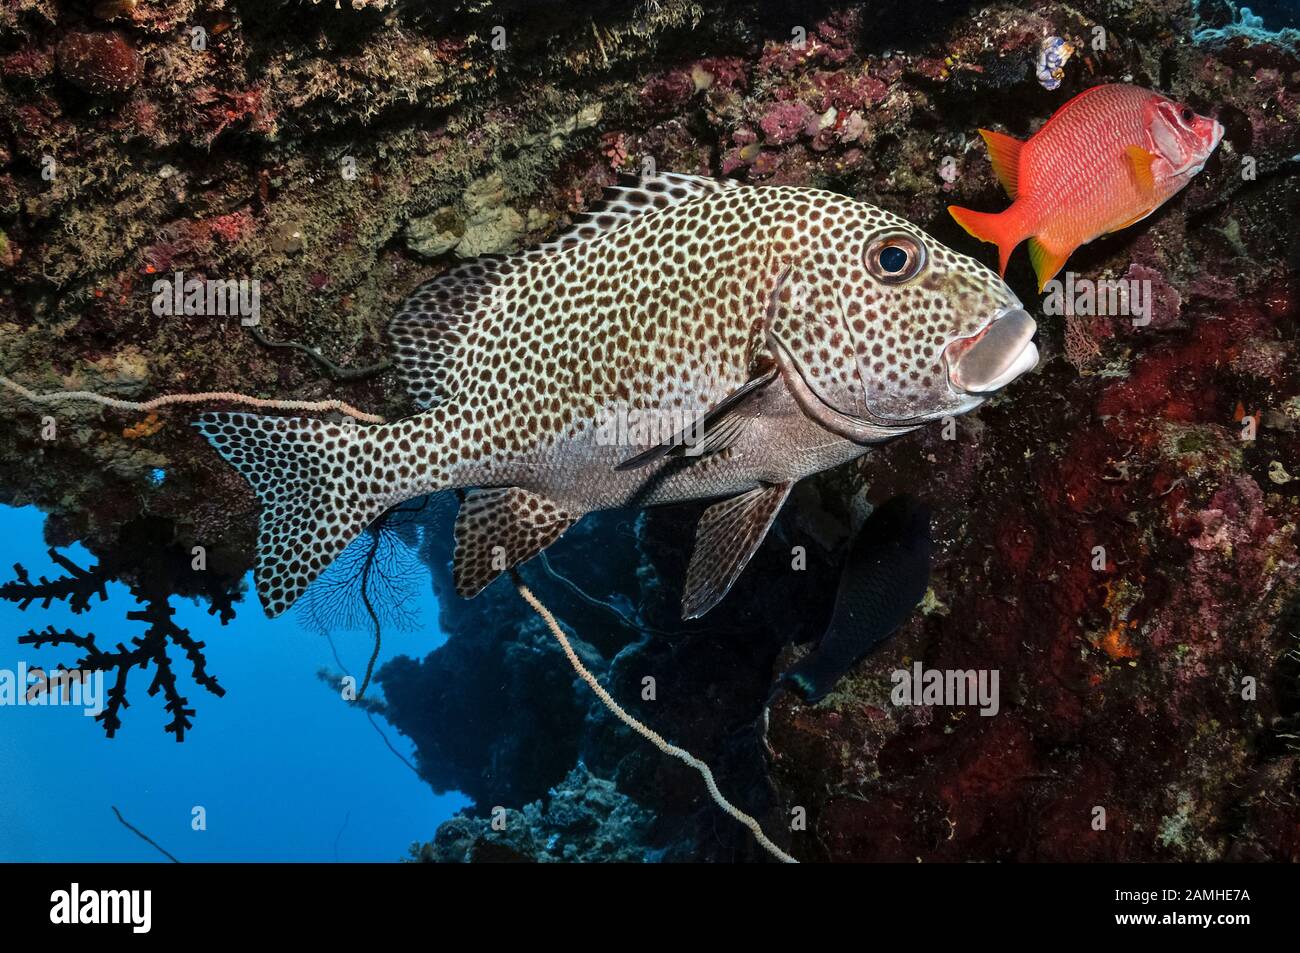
left=681, top=482, right=792, bottom=619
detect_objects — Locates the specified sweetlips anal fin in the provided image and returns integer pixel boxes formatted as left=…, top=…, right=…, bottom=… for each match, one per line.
left=680, top=481, right=792, bottom=619
left=453, top=487, right=577, bottom=597
left=614, top=364, right=779, bottom=472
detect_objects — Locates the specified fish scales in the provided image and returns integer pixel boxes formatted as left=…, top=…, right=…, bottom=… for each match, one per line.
left=197, top=172, right=1037, bottom=619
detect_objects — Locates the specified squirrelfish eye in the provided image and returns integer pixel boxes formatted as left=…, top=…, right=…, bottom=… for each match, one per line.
left=1180, top=106, right=1194, bottom=123
left=866, top=233, right=926, bottom=283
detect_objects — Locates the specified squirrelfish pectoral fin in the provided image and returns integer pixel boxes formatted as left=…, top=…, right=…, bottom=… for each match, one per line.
left=680, top=482, right=792, bottom=619
left=1124, top=145, right=1157, bottom=196
left=1026, top=237, right=1072, bottom=292
left=977, top=128, right=1024, bottom=199
left=452, top=487, right=576, bottom=597
left=614, top=365, right=779, bottom=472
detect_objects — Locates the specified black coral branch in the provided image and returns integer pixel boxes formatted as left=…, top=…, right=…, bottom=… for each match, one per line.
left=5, top=523, right=240, bottom=740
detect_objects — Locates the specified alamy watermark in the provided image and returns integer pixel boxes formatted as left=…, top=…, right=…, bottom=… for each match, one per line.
left=891, top=662, right=1000, bottom=716
left=592, top=402, right=705, bottom=452
left=50, top=883, right=151, bottom=933
left=0, top=663, right=105, bottom=716
left=1041, top=271, right=1152, bottom=327
left=151, top=270, right=261, bottom=326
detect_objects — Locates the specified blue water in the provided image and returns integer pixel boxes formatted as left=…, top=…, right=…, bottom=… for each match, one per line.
left=0, top=504, right=466, bottom=862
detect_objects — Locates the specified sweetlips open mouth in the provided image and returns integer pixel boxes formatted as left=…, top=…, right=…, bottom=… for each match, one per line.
left=945, top=308, right=1040, bottom=394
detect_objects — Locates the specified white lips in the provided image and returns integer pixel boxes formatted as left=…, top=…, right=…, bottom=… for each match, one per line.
left=971, top=339, right=1039, bottom=393
left=947, top=308, right=1039, bottom=394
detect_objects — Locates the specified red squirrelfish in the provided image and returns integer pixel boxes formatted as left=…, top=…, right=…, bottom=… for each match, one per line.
left=948, top=84, right=1224, bottom=290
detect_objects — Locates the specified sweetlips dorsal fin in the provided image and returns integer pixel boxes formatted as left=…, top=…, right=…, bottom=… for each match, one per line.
left=388, top=173, right=743, bottom=410
left=387, top=255, right=513, bottom=408
left=681, top=482, right=792, bottom=619
left=539, top=171, right=744, bottom=252
left=452, top=487, right=577, bottom=597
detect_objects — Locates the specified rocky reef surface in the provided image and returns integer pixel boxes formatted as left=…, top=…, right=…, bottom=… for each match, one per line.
left=2, top=1, right=1297, bottom=861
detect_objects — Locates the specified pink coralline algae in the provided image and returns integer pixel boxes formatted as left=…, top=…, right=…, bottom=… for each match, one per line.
left=759, top=100, right=816, bottom=146
left=601, top=133, right=630, bottom=170
left=2, top=46, right=55, bottom=82
left=810, top=69, right=889, bottom=111
left=690, top=57, right=748, bottom=92
left=639, top=69, right=695, bottom=112
left=1123, top=263, right=1184, bottom=330
left=208, top=211, right=254, bottom=245
left=55, top=31, right=141, bottom=95
left=759, top=11, right=861, bottom=74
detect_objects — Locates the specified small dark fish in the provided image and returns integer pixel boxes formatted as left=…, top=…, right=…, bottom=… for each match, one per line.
left=780, top=495, right=931, bottom=704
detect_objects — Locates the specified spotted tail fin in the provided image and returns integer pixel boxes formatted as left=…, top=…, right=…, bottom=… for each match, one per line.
left=193, top=412, right=403, bottom=617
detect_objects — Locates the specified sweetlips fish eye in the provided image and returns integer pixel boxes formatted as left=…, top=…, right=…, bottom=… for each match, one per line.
left=880, top=246, right=907, bottom=272
left=865, top=231, right=926, bottom=283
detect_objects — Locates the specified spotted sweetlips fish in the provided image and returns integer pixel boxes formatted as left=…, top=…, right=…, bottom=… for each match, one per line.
left=196, top=173, right=1039, bottom=619
left=948, top=83, right=1224, bottom=290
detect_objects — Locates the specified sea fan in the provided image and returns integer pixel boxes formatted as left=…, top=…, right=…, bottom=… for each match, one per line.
left=296, top=495, right=447, bottom=697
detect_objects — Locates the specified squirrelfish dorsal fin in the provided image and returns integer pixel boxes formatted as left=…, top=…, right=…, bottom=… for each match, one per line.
left=539, top=172, right=744, bottom=253
left=977, top=128, right=1024, bottom=200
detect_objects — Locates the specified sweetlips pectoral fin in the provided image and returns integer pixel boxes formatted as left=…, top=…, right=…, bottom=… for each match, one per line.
left=452, top=487, right=576, bottom=597
left=614, top=365, right=779, bottom=471
left=680, top=481, right=792, bottom=620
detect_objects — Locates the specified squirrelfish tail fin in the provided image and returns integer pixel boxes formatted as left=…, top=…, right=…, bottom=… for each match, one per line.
left=947, top=204, right=1024, bottom=277
left=194, top=413, right=407, bottom=617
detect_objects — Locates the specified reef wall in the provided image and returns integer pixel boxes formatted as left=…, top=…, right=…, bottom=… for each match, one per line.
left=1, top=1, right=1297, bottom=860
